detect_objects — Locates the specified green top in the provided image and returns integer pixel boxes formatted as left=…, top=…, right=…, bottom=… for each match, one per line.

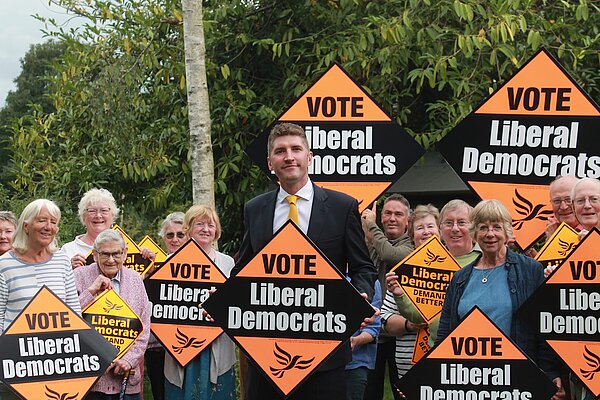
left=367, top=220, right=413, bottom=294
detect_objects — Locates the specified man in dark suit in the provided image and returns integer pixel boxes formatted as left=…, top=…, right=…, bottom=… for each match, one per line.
left=233, top=122, right=378, bottom=400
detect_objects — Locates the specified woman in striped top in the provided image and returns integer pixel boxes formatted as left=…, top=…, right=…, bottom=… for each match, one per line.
left=0, top=199, right=81, bottom=334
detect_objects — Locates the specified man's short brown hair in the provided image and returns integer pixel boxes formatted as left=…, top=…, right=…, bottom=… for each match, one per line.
left=267, top=123, right=310, bottom=155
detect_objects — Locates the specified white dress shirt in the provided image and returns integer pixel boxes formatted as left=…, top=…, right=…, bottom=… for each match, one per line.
left=273, top=179, right=314, bottom=234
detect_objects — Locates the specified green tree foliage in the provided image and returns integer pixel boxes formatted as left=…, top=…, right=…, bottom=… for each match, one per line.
left=0, top=40, right=65, bottom=180
left=7, top=0, right=599, bottom=250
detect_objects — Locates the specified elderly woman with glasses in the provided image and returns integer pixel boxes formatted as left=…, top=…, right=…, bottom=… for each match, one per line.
left=436, top=199, right=564, bottom=400
left=388, top=200, right=481, bottom=346
left=73, top=229, right=150, bottom=400
left=143, top=211, right=186, bottom=400
left=62, top=188, right=120, bottom=268
left=159, top=212, right=186, bottom=255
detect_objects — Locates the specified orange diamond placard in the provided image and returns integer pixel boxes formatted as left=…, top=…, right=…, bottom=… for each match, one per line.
left=412, top=327, right=431, bottom=364
left=144, top=239, right=228, bottom=367
left=391, top=236, right=461, bottom=323
left=535, top=222, right=579, bottom=269
left=438, top=48, right=600, bottom=251
left=519, top=228, right=600, bottom=396
left=138, top=234, right=168, bottom=273
left=82, top=289, right=144, bottom=359
left=0, top=287, right=117, bottom=400
left=245, top=62, right=424, bottom=211
left=202, top=221, right=374, bottom=397
left=399, top=307, right=557, bottom=399
left=84, top=225, right=153, bottom=274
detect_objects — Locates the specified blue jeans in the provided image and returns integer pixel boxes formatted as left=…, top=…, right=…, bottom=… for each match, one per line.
left=345, top=367, right=369, bottom=400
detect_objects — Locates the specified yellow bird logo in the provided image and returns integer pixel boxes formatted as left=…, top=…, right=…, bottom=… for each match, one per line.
left=103, top=298, right=123, bottom=313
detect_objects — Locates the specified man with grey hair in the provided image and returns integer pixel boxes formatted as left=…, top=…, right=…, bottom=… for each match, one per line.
left=546, top=175, right=580, bottom=238
left=361, top=194, right=414, bottom=400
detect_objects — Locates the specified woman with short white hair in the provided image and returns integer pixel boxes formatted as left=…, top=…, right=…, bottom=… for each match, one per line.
left=73, top=229, right=150, bottom=400
left=62, top=188, right=120, bottom=268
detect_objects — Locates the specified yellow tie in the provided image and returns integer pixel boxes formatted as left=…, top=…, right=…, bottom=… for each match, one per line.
left=286, top=195, right=299, bottom=225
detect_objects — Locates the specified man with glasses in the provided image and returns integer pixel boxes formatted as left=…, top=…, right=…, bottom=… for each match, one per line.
left=546, top=175, right=581, bottom=238
left=572, top=177, right=600, bottom=233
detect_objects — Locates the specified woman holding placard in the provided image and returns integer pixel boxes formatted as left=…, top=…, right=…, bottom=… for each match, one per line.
left=73, top=229, right=150, bottom=400
left=0, top=200, right=80, bottom=400
left=436, top=199, right=564, bottom=399
left=379, top=204, right=439, bottom=380
left=387, top=199, right=481, bottom=347
left=163, top=205, right=237, bottom=400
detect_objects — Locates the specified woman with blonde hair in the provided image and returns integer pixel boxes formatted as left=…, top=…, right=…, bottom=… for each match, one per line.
left=0, top=199, right=80, bottom=327
left=437, top=199, right=564, bottom=399
left=0, top=211, right=17, bottom=256
left=164, top=205, right=237, bottom=400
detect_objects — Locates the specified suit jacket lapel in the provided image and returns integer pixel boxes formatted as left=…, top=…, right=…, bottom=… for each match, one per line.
left=255, top=190, right=277, bottom=249
left=308, top=184, right=328, bottom=242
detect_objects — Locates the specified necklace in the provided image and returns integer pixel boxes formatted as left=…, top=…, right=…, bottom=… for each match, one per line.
left=480, top=266, right=499, bottom=284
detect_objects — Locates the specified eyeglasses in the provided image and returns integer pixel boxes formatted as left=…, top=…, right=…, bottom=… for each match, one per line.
left=165, top=232, right=185, bottom=240
left=194, top=222, right=216, bottom=230
left=86, top=208, right=111, bottom=216
left=551, top=197, right=572, bottom=207
left=97, top=251, right=123, bottom=260
left=477, top=224, right=504, bottom=234
left=441, top=220, right=469, bottom=229
left=574, top=196, right=600, bottom=206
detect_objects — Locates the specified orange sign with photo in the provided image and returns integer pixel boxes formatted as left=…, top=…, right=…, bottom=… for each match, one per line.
left=201, top=221, right=374, bottom=397
left=438, top=48, right=600, bottom=251
left=246, top=62, right=424, bottom=211
left=391, top=236, right=461, bottom=323
left=144, top=239, right=228, bottom=367
left=399, top=307, right=557, bottom=399
left=0, top=287, right=117, bottom=400
left=519, top=228, right=600, bottom=396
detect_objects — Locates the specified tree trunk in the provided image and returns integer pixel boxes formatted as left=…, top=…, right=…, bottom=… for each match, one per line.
left=182, top=0, right=214, bottom=208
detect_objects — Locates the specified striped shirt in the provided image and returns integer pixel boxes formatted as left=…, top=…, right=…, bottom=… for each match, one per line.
left=0, top=249, right=81, bottom=333
left=381, top=289, right=416, bottom=379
